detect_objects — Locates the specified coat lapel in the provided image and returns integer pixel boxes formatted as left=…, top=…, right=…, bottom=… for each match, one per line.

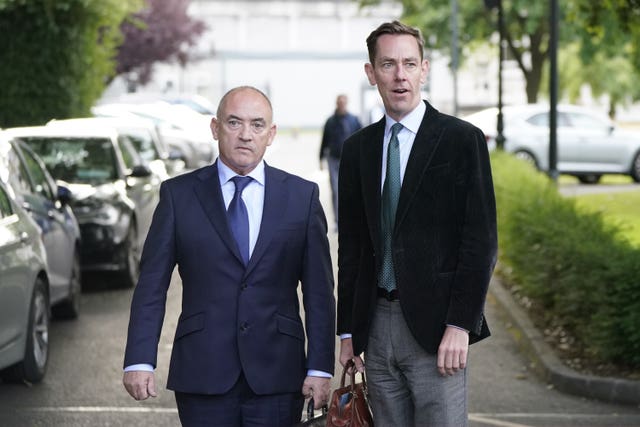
left=395, top=102, right=443, bottom=230
left=245, top=163, right=286, bottom=276
left=360, top=118, right=385, bottom=253
left=193, top=163, right=245, bottom=265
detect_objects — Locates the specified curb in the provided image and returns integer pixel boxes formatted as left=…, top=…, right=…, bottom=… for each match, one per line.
left=489, top=276, right=640, bottom=406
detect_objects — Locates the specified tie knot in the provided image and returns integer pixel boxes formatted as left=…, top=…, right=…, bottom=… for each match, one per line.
left=390, top=123, right=403, bottom=139
left=231, top=175, right=252, bottom=194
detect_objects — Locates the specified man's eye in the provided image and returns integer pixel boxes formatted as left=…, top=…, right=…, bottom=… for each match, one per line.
left=228, top=120, right=241, bottom=128
left=252, top=122, right=266, bottom=131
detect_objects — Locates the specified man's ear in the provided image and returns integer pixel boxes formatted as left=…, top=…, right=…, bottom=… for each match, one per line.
left=364, top=63, right=377, bottom=86
left=210, top=116, right=219, bottom=140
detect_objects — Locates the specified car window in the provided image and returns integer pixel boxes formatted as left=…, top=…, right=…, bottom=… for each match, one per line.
left=121, top=129, right=159, bottom=162
left=21, top=137, right=118, bottom=184
left=19, top=146, right=55, bottom=201
left=117, top=135, right=138, bottom=170
left=0, top=185, right=13, bottom=218
left=6, top=145, right=34, bottom=196
left=565, top=112, right=609, bottom=130
left=527, top=112, right=572, bottom=127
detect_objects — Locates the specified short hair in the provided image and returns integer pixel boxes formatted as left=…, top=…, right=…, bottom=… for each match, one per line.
left=216, top=86, right=272, bottom=118
left=366, top=20, right=425, bottom=64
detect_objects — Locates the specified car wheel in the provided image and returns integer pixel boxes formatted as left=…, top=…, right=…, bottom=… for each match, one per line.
left=513, top=150, right=539, bottom=169
left=577, top=174, right=602, bottom=184
left=120, top=225, right=140, bottom=288
left=631, top=152, right=640, bottom=183
left=52, top=250, right=81, bottom=320
left=0, top=278, right=49, bottom=383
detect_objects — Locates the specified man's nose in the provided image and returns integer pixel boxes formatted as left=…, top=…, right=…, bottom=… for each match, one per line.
left=395, top=64, right=407, bottom=80
left=239, top=124, right=252, bottom=139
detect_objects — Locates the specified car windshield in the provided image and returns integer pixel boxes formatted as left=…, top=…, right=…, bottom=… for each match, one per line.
left=19, top=137, right=118, bottom=184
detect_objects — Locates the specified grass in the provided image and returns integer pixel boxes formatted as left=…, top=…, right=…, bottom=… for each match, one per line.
left=573, top=190, right=640, bottom=247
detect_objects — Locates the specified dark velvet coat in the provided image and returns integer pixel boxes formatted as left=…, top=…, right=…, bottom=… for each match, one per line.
left=337, top=101, right=497, bottom=355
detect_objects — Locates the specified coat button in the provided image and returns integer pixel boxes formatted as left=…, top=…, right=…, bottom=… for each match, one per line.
left=241, top=282, right=248, bottom=291
left=240, top=322, right=249, bottom=332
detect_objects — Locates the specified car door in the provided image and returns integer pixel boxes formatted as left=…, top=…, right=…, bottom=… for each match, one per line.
left=7, top=143, right=75, bottom=303
left=116, top=135, right=160, bottom=248
left=0, top=183, right=34, bottom=359
left=563, top=111, right=623, bottom=169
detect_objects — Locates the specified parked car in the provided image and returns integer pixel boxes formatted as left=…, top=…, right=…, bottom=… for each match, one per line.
left=92, top=102, right=216, bottom=169
left=0, top=180, right=50, bottom=383
left=47, top=116, right=184, bottom=179
left=463, top=104, right=640, bottom=183
left=3, top=125, right=161, bottom=287
left=0, top=136, right=81, bottom=319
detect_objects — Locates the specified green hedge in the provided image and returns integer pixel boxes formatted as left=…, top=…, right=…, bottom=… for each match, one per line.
left=0, top=0, right=141, bottom=127
left=491, top=151, right=640, bottom=367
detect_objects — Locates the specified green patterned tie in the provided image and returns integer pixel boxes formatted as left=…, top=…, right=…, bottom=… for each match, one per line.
left=379, top=123, right=403, bottom=292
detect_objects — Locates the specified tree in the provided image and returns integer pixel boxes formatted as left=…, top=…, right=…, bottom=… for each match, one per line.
left=115, top=0, right=206, bottom=89
left=0, top=0, right=142, bottom=127
left=361, top=0, right=563, bottom=103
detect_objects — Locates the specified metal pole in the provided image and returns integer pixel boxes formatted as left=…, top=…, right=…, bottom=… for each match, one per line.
left=451, top=0, right=459, bottom=116
left=548, top=0, right=559, bottom=182
left=495, top=0, right=505, bottom=150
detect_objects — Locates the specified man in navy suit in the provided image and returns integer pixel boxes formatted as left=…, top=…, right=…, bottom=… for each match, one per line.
left=123, top=86, right=336, bottom=426
left=337, top=21, right=497, bottom=426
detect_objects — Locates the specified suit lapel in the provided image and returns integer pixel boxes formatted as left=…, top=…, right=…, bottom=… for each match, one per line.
left=193, top=163, right=245, bottom=265
left=245, top=164, right=286, bottom=276
left=361, top=119, right=385, bottom=252
left=395, top=102, right=443, bottom=230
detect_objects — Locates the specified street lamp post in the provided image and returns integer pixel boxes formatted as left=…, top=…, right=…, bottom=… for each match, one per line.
left=548, top=0, right=559, bottom=182
left=484, top=0, right=505, bottom=150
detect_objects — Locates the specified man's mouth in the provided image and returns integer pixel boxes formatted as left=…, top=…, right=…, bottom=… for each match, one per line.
left=393, top=89, right=409, bottom=94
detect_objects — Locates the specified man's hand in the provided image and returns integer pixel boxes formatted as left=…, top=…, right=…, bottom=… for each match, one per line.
left=339, top=338, right=365, bottom=373
left=437, top=326, right=469, bottom=376
left=123, top=370, right=157, bottom=401
left=302, top=376, right=331, bottom=409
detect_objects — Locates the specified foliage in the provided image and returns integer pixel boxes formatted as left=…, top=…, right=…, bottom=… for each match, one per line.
left=492, top=151, right=640, bottom=367
left=573, top=190, right=640, bottom=247
left=116, top=0, right=206, bottom=88
left=0, top=0, right=142, bottom=127
left=361, top=0, right=640, bottom=113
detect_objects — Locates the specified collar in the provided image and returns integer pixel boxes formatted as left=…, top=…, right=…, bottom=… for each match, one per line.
left=217, top=159, right=266, bottom=187
left=384, top=101, right=426, bottom=136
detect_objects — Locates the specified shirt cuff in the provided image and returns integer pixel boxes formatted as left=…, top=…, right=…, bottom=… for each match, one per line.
left=339, top=333, right=352, bottom=340
left=307, top=370, right=332, bottom=378
left=124, top=363, right=154, bottom=372
left=447, top=324, right=469, bottom=333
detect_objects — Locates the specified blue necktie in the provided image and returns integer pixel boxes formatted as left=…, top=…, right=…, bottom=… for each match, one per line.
left=228, top=176, right=252, bottom=265
left=379, top=123, right=403, bottom=292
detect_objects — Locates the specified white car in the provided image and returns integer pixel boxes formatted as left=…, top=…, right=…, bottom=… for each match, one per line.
left=463, top=104, right=640, bottom=184
left=92, top=102, right=216, bottom=169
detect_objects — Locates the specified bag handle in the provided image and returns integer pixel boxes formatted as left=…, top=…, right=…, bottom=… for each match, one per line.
left=306, top=397, right=327, bottom=420
left=340, top=359, right=367, bottom=391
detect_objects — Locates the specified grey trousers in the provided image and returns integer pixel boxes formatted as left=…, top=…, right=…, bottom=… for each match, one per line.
left=365, top=298, right=468, bottom=427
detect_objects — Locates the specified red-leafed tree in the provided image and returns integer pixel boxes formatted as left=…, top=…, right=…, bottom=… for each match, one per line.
left=116, top=0, right=206, bottom=87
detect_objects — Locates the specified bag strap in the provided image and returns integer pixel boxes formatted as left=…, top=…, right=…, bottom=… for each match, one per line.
left=341, top=359, right=368, bottom=392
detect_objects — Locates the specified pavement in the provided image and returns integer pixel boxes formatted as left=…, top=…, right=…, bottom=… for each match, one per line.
left=488, top=274, right=640, bottom=405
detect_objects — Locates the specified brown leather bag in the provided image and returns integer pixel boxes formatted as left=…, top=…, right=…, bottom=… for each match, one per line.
left=326, top=360, right=374, bottom=427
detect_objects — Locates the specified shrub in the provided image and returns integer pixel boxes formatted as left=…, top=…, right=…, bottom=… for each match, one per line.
left=491, top=151, right=640, bottom=367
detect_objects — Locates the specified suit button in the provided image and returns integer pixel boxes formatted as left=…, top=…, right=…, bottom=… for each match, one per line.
left=240, top=322, right=249, bottom=332
left=241, top=283, right=248, bottom=291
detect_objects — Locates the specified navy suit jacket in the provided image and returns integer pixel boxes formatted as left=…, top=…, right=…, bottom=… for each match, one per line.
left=337, top=101, right=497, bottom=356
left=124, top=161, right=335, bottom=395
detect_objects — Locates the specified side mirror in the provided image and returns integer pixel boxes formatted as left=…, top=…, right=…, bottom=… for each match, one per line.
left=129, top=164, right=152, bottom=178
left=57, top=183, right=73, bottom=205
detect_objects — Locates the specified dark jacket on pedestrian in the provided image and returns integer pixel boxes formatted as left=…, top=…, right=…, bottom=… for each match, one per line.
left=319, top=112, right=362, bottom=160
